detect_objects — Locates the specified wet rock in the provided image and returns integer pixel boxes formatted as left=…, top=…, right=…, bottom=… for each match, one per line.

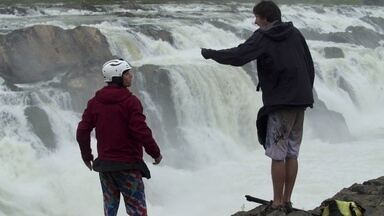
left=209, top=20, right=253, bottom=40
left=233, top=176, right=384, bottom=216
left=63, top=2, right=106, bottom=12
left=312, top=6, right=326, bottom=14
left=323, top=47, right=344, bottom=59
left=314, top=176, right=384, bottom=216
left=121, top=0, right=142, bottom=10
left=232, top=203, right=313, bottom=216
left=300, top=26, right=384, bottom=48
left=362, top=0, right=384, bottom=5
left=241, top=61, right=258, bottom=86
left=115, top=11, right=136, bottom=17
left=134, top=25, right=174, bottom=45
left=328, top=26, right=384, bottom=49
left=0, top=25, right=112, bottom=83
left=361, top=16, right=384, bottom=33
left=63, top=72, right=104, bottom=112
left=346, top=26, right=383, bottom=48
left=337, top=76, right=359, bottom=108
left=299, top=29, right=328, bottom=42
left=24, top=106, right=56, bottom=150
left=132, top=65, right=181, bottom=147
left=0, top=6, right=28, bottom=16
left=306, top=90, right=352, bottom=143
left=0, top=25, right=114, bottom=111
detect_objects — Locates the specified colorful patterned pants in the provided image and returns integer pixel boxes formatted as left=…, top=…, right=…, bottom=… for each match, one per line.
left=99, top=170, right=147, bottom=216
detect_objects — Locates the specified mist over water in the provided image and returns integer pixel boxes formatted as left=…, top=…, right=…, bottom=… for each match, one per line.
left=0, top=2, right=383, bottom=216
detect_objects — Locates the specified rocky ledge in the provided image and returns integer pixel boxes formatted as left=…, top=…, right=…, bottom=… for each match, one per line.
left=232, top=176, right=384, bottom=216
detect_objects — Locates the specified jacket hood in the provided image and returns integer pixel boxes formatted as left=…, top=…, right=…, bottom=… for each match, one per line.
left=260, top=21, right=294, bottom=41
left=95, top=86, right=132, bottom=104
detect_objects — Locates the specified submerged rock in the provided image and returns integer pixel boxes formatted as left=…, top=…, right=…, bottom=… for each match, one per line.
left=323, top=47, right=344, bottom=59
left=0, top=6, right=28, bottom=16
left=300, top=25, right=384, bottom=49
left=328, top=26, right=384, bottom=49
left=306, top=90, right=352, bottom=143
left=132, top=65, right=183, bottom=151
left=24, top=106, right=56, bottom=150
left=134, top=24, right=175, bottom=45
left=361, top=16, right=384, bottom=33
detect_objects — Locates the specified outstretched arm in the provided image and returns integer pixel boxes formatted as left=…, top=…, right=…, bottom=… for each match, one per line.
left=201, top=31, right=264, bottom=66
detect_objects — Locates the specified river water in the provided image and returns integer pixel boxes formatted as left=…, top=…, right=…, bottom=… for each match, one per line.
left=0, top=2, right=383, bottom=216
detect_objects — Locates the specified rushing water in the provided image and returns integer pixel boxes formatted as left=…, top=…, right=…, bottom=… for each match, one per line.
left=0, top=2, right=383, bottom=216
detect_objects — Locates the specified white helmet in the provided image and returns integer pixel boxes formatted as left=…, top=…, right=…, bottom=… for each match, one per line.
left=102, top=59, right=132, bottom=82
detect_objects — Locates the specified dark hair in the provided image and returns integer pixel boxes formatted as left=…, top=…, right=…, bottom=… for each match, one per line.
left=108, top=69, right=130, bottom=87
left=109, top=77, right=124, bottom=87
left=253, top=1, right=281, bottom=22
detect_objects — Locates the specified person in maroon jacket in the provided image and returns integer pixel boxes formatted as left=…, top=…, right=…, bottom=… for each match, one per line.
left=76, top=59, right=162, bottom=216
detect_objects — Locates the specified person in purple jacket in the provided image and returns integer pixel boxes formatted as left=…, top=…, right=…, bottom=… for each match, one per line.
left=201, top=1, right=314, bottom=214
left=76, top=59, right=162, bottom=216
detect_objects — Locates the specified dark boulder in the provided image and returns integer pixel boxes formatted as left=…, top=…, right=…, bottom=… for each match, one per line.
left=299, top=29, right=329, bottom=42
left=361, top=16, right=384, bottom=32
left=209, top=20, right=253, bottom=40
left=134, top=25, right=175, bottom=45
left=0, top=25, right=113, bottom=83
left=233, top=176, right=384, bottom=216
left=300, top=25, right=384, bottom=49
left=63, top=2, right=106, bottom=12
left=121, top=0, right=142, bottom=10
left=132, top=65, right=182, bottom=148
left=306, top=90, right=352, bottom=143
left=115, top=11, right=136, bottom=17
left=313, top=176, right=384, bottom=216
left=362, top=0, right=384, bottom=5
left=241, top=61, right=259, bottom=86
left=312, top=6, right=326, bottom=14
left=24, top=106, right=56, bottom=150
left=0, top=25, right=114, bottom=111
left=0, top=6, right=28, bottom=16
left=337, top=76, right=359, bottom=108
left=323, top=47, right=344, bottom=59
left=328, top=26, right=384, bottom=49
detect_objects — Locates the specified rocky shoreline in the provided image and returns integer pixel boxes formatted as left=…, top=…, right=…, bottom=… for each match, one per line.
left=232, top=176, right=384, bottom=216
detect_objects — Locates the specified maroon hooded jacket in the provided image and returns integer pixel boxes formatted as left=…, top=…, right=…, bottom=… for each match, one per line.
left=76, top=86, right=161, bottom=163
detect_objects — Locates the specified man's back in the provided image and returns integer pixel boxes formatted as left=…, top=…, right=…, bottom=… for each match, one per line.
left=255, top=22, right=314, bottom=107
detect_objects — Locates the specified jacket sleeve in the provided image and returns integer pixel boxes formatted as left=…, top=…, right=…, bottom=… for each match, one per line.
left=127, top=96, right=161, bottom=159
left=203, top=31, right=264, bottom=66
left=76, top=100, right=95, bottom=162
left=300, top=33, right=315, bottom=88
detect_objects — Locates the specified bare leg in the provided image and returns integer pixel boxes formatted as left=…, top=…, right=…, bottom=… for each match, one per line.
left=283, top=158, right=298, bottom=202
left=271, top=159, right=285, bottom=207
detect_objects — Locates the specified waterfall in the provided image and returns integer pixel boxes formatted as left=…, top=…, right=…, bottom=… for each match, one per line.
left=0, top=2, right=383, bottom=216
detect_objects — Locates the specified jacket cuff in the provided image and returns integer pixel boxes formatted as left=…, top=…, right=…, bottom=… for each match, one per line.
left=201, top=48, right=213, bottom=59
left=82, top=154, right=94, bottom=162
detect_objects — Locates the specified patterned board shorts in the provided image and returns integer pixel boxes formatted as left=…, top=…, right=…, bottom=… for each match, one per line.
left=99, top=170, right=147, bottom=216
left=265, top=108, right=305, bottom=161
